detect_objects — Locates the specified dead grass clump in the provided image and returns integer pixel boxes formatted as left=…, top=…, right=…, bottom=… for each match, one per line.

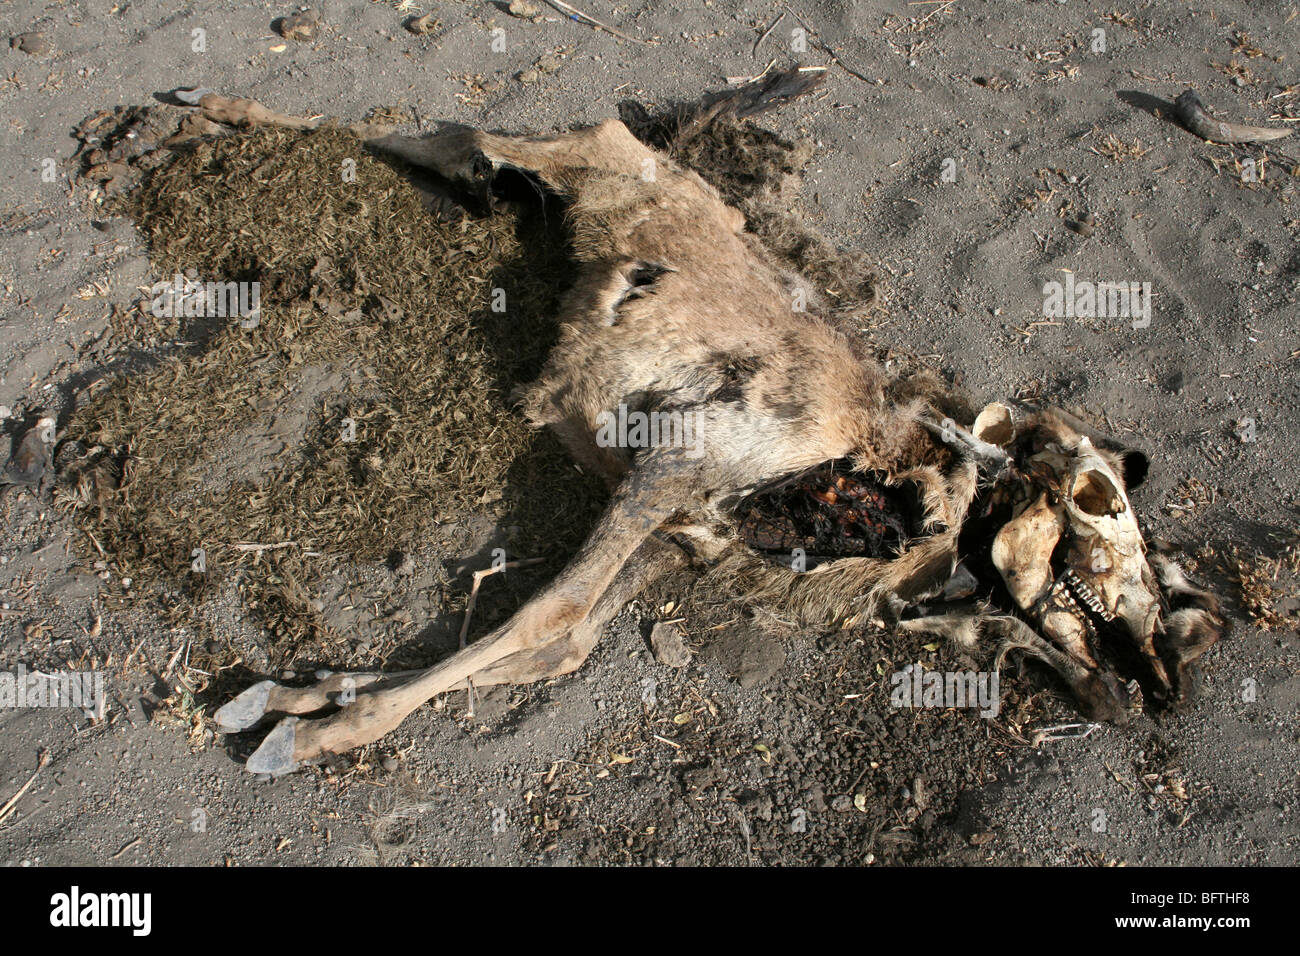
left=1223, top=544, right=1300, bottom=632
left=64, top=124, right=605, bottom=666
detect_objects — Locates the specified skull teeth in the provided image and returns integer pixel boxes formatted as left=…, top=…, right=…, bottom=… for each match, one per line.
left=1064, top=569, right=1113, bottom=622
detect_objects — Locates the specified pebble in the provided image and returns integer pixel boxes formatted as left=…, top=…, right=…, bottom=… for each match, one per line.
left=406, top=14, right=437, bottom=35
left=648, top=621, right=692, bottom=668
left=10, top=32, right=50, bottom=55
left=507, top=0, right=542, bottom=18
left=278, top=9, right=320, bottom=42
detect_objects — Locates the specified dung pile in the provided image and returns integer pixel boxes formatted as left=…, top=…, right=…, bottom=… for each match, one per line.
left=64, top=124, right=605, bottom=668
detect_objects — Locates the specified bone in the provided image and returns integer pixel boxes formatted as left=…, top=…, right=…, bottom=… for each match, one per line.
left=920, top=415, right=1011, bottom=475
left=971, top=402, right=1018, bottom=447
left=988, top=615, right=1129, bottom=723
left=1173, top=88, right=1293, bottom=144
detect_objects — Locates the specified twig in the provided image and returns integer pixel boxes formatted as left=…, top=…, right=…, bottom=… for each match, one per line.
left=543, top=0, right=655, bottom=45
left=0, top=750, right=51, bottom=825
left=1031, top=722, right=1100, bottom=745
left=917, top=0, right=956, bottom=26
left=84, top=529, right=107, bottom=558
left=784, top=5, right=873, bottom=84
left=110, top=836, right=142, bottom=860
left=231, top=541, right=297, bottom=552
left=457, top=558, right=545, bottom=715
left=753, top=11, right=785, bottom=59
left=162, top=642, right=186, bottom=679
left=727, top=58, right=777, bottom=86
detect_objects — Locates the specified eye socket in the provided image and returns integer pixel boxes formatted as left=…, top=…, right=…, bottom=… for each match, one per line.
left=1071, top=468, right=1124, bottom=516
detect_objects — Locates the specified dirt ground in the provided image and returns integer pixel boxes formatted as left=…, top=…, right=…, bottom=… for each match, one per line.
left=1, top=0, right=1298, bottom=867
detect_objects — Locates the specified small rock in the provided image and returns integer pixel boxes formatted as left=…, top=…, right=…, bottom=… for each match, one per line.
left=10, top=32, right=50, bottom=55
left=381, top=756, right=398, bottom=772
left=277, top=9, right=320, bottom=42
left=648, top=621, right=691, bottom=668
left=3, top=417, right=54, bottom=491
left=507, top=0, right=542, bottom=18
left=405, top=14, right=438, bottom=35
left=831, top=794, right=853, bottom=813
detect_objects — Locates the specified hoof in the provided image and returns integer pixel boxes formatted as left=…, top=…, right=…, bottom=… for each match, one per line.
left=214, top=680, right=275, bottom=733
left=174, top=87, right=216, bottom=105
left=246, top=717, right=299, bottom=775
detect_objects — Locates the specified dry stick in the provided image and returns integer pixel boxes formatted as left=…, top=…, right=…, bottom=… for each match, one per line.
left=916, top=0, right=957, bottom=26
left=0, top=750, right=51, bottom=825
left=543, top=0, right=655, bottom=45
left=783, top=5, right=873, bottom=84
left=457, top=558, right=545, bottom=716
left=109, top=842, right=141, bottom=863
left=753, top=10, right=786, bottom=59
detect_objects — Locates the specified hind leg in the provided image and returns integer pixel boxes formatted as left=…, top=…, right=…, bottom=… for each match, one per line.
left=190, top=92, right=659, bottom=188
left=242, top=454, right=700, bottom=772
left=368, top=118, right=659, bottom=192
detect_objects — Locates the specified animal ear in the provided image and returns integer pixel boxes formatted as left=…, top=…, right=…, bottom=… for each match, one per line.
left=1041, top=407, right=1150, bottom=492
left=1117, top=448, right=1149, bottom=491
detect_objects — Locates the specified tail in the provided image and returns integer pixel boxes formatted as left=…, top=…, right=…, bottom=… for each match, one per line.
left=621, top=67, right=827, bottom=148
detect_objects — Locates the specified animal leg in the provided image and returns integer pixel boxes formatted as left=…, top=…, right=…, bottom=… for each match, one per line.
left=448, top=533, right=686, bottom=689
left=243, top=457, right=699, bottom=772
left=368, top=118, right=659, bottom=192
left=218, top=534, right=686, bottom=736
left=901, top=611, right=1132, bottom=723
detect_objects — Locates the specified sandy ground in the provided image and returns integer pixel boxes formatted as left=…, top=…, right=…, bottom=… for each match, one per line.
left=0, top=0, right=1297, bottom=866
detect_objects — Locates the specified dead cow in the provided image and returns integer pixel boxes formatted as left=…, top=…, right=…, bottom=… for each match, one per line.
left=199, top=72, right=1225, bottom=773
